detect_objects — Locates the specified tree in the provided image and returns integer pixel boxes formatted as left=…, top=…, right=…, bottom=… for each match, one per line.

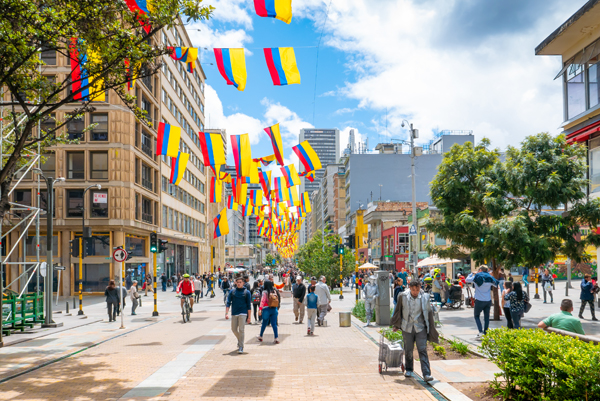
left=426, top=134, right=600, bottom=320
left=0, top=0, right=213, bottom=218
left=296, top=230, right=355, bottom=287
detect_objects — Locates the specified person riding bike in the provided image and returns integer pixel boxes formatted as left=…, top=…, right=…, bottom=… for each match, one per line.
left=221, top=276, right=232, bottom=303
left=177, top=274, right=195, bottom=313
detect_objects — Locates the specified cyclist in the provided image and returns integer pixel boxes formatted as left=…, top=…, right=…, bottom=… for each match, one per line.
left=177, top=273, right=195, bottom=313
left=221, top=276, right=231, bottom=303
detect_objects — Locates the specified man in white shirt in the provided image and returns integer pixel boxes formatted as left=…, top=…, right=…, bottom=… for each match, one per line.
left=314, top=276, right=331, bottom=326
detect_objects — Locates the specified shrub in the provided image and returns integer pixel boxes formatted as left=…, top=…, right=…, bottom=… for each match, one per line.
left=380, top=327, right=403, bottom=342
left=351, top=300, right=376, bottom=323
left=449, top=339, right=469, bottom=356
left=433, top=344, right=447, bottom=359
left=480, top=328, right=600, bottom=401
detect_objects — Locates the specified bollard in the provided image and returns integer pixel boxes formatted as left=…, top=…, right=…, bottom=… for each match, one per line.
left=66, top=302, right=69, bottom=314
left=73, top=297, right=76, bottom=309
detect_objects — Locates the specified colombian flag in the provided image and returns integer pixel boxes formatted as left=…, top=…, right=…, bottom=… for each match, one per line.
left=209, top=177, right=222, bottom=203
left=125, top=0, right=153, bottom=34
left=69, top=38, right=105, bottom=101
left=231, top=134, right=252, bottom=177
left=214, top=48, right=247, bottom=91
left=254, top=154, right=277, bottom=166
left=259, top=170, right=271, bottom=197
left=199, top=132, right=226, bottom=167
left=250, top=189, right=263, bottom=207
left=169, top=47, right=198, bottom=73
left=288, top=186, right=300, bottom=206
left=280, top=164, right=300, bottom=188
left=253, top=0, right=292, bottom=24
left=227, top=195, right=238, bottom=211
left=299, top=170, right=316, bottom=182
left=264, top=123, right=284, bottom=166
left=264, top=48, right=300, bottom=86
left=213, top=208, right=229, bottom=239
left=300, top=192, right=312, bottom=214
left=293, top=141, right=322, bottom=173
left=170, top=152, right=189, bottom=186
left=157, top=122, right=181, bottom=157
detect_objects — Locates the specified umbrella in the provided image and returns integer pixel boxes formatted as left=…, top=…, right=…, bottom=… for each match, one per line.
left=358, top=262, right=378, bottom=270
left=417, top=256, right=461, bottom=268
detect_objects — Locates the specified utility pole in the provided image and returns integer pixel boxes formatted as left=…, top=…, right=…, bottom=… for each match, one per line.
left=43, top=177, right=58, bottom=327
left=403, top=120, right=419, bottom=279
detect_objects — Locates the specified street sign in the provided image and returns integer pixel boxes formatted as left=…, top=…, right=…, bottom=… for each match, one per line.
left=93, top=193, right=107, bottom=203
left=113, top=248, right=128, bottom=262
left=40, top=262, right=47, bottom=277
left=409, top=225, right=417, bottom=235
left=54, top=265, right=66, bottom=271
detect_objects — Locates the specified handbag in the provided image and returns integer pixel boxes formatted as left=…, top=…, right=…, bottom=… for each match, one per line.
left=524, top=301, right=532, bottom=313
left=327, top=303, right=332, bottom=312
left=543, top=282, right=552, bottom=291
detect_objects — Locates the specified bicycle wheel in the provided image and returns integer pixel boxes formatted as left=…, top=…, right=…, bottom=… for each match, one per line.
left=185, top=302, right=191, bottom=322
left=182, top=301, right=187, bottom=324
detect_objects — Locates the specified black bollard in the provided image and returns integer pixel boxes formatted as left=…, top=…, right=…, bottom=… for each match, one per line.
left=66, top=302, right=69, bottom=314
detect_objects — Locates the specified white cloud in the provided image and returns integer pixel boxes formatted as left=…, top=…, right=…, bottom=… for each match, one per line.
left=203, top=0, right=254, bottom=29
left=296, top=0, right=583, bottom=149
left=262, top=99, right=314, bottom=145
left=187, top=22, right=253, bottom=50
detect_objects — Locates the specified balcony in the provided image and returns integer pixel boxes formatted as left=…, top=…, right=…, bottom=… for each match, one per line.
left=142, top=178, right=153, bottom=191
left=142, top=213, right=153, bottom=224
left=141, top=142, right=153, bottom=158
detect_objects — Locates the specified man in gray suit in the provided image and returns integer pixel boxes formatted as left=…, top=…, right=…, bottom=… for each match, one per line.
left=391, top=280, right=439, bottom=382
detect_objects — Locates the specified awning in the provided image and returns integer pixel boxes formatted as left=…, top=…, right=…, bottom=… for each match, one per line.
left=566, top=122, right=600, bottom=144
left=417, top=256, right=461, bottom=268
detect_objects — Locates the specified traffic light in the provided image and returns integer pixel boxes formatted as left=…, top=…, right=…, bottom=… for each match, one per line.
left=344, top=235, right=354, bottom=249
left=70, top=239, right=79, bottom=257
left=480, top=237, right=485, bottom=243
left=85, top=237, right=94, bottom=257
left=150, top=232, right=157, bottom=253
left=339, top=245, right=344, bottom=255
left=158, top=239, right=168, bottom=253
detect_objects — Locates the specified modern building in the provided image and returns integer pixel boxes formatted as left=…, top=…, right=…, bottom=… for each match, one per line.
left=299, top=128, right=340, bottom=245
left=6, top=22, right=209, bottom=296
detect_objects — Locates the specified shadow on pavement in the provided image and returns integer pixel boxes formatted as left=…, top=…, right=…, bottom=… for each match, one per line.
left=126, top=341, right=163, bottom=347
left=246, top=334, right=290, bottom=345
left=184, top=335, right=226, bottom=346
left=203, top=370, right=275, bottom=397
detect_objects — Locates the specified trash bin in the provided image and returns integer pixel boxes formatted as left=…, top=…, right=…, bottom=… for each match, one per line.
left=339, top=311, right=351, bottom=327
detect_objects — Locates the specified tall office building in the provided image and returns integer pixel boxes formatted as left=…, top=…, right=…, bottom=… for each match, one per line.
left=299, top=128, right=340, bottom=244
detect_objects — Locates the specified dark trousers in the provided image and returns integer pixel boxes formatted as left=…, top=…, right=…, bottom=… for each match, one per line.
left=162, top=282, right=167, bottom=292
left=194, top=290, right=201, bottom=303
left=580, top=300, right=596, bottom=318
left=252, top=303, right=261, bottom=321
left=503, top=307, right=513, bottom=329
left=107, top=301, right=118, bottom=321
left=402, top=328, right=431, bottom=376
left=132, top=298, right=139, bottom=314
left=511, top=310, right=523, bottom=329
left=474, top=300, right=492, bottom=334
left=543, top=287, right=553, bottom=303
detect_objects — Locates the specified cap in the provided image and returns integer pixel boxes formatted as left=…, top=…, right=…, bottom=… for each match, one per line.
left=183, top=274, right=190, bottom=278
left=311, top=276, right=317, bottom=281
left=296, top=276, right=302, bottom=281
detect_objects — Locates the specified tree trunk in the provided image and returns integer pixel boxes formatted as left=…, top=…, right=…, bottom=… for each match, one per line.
left=491, top=258, right=501, bottom=321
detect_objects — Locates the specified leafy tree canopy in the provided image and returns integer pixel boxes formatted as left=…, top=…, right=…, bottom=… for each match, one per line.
left=296, top=230, right=355, bottom=286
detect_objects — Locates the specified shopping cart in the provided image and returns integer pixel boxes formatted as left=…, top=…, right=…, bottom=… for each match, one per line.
left=378, top=335, right=405, bottom=374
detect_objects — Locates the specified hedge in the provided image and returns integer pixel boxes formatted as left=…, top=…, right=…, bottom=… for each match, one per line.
left=480, top=328, right=600, bottom=401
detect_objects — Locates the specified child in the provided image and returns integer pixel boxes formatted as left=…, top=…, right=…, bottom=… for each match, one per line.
left=304, top=285, right=319, bottom=335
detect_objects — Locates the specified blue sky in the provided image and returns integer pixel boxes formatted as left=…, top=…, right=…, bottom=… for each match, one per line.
left=187, top=0, right=587, bottom=167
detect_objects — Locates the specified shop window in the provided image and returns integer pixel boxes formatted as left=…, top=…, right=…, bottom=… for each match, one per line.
left=75, top=263, right=110, bottom=292
left=126, top=235, right=147, bottom=257
left=26, top=235, right=59, bottom=257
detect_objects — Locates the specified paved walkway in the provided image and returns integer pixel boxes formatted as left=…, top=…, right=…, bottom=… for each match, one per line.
left=0, top=284, right=439, bottom=401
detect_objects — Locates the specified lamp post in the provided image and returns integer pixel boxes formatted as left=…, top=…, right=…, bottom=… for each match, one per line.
left=33, top=169, right=65, bottom=327
left=78, top=184, right=101, bottom=315
left=401, top=120, right=420, bottom=279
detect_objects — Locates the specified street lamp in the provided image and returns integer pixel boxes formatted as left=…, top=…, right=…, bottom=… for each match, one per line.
left=401, top=120, right=419, bottom=279
left=33, top=168, right=65, bottom=327
left=77, top=184, right=101, bottom=315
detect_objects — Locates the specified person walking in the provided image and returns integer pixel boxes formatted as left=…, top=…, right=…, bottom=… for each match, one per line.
left=194, top=275, right=203, bottom=303
left=225, top=276, right=252, bottom=353
left=251, top=279, right=263, bottom=324
left=315, top=276, right=331, bottom=326
left=391, top=280, right=438, bottom=382
left=541, top=268, right=554, bottom=304
left=466, top=265, right=498, bottom=340
left=205, top=274, right=212, bottom=297
left=116, top=284, right=127, bottom=318
left=292, top=276, right=306, bottom=324
left=126, top=274, right=132, bottom=290
left=129, top=280, right=140, bottom=315
left=172, top=273, right=178, bottom=292
left=393, top=277, right=405, bottom=306
left=522, top=267, right=529, bottom=286
left=160, top=273, right=168, bottom=292
left=144, top=273, right=154, bottom=297
left=501, top=281, right=514, bottom=329
left=104, top=280, right=119, bottom=322
left=579, top=274, right=598, bottom=320
left=504, top=282, right=528, bottom=328
left=258, top=280, right=281, bottom=344
left=304, top=285, right=318, bottom=335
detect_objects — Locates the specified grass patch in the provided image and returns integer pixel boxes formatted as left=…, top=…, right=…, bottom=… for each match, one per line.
left=433, top=344, right=447, bottom=359
left=449, top=339, right=469, bottom=356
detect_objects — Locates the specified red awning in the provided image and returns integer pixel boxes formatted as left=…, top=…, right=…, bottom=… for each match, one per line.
left=566, top=121, right=600, bottom=144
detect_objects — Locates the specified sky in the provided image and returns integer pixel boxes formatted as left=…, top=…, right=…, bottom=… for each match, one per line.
left=185, top=0, right=587, bottom=167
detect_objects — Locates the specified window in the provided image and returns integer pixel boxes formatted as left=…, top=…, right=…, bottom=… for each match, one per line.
left=90, top=113, right=108, bottom=141
left=75, top=263, right=110, bottom=292
left=13, top=190, right=32, bottom=218
left=40, top=45, right=57, bottom=65
left=67, top=115, right=85, bottom=140
left=169, top=208, right=173, bottom=229
left=141, top=163, right=153, bottom=191
left=67, top=152, right=85, bottom=179
left=142, top=197, right=153, bottom=224
left=589, top=61, right=600, bottom=109
left=90, top=152, right=108, bottom=179
left=90, top=190, right=108, bottom=217
left=200, top=182, right=205, bottom=194
left=41, top=113, right=56, bottom=138
left=67, top=190, right=84, bottom=217
left=26, top=235, right=58, bottom=257
left=141, top=131, right=152, bottom=157
left=135, top=158, right=140, bottom=184
left=135, top=193, right=140, bottom=220
left=590, top=142, right=600, bottom=194
left=434, top=235, right=446, bottom=246
left=126, top=235, right=147, bottom=257
left=163, top=206, right=168, bottom=228
left=200, top=202, right=205, bottom=214
left=567, top=64, right=585, bottom=119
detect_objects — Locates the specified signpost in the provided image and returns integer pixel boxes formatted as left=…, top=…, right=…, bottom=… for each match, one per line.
left=113, top=247, right=128, bottom=329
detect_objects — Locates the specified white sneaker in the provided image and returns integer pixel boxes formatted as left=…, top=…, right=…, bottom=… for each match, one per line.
left=405, top=371, right=412, bottom=377
left=475, top=332, right=484, bottom=340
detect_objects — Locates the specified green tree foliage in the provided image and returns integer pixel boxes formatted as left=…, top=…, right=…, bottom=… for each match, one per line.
left=427, top=134, right=600, bottom=319
left=296, top=230, right=354, bottom=286
left=0, top=0, right=213, bottom=217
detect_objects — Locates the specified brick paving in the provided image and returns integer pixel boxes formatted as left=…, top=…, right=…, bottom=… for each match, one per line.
left=0, top=289, right=438, bottom=401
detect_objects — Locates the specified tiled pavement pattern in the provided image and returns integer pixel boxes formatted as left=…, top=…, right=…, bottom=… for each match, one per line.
left=0, top=287, right=438, bottom=401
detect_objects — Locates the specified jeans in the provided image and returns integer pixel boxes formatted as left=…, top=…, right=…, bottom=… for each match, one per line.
left=522, top=275, right=529, bottom=286
left=402, top=328, right=431, bottom=376
left=474, top=300, right=492, bottom=334
left=205, top=285, right=212, bottom=296
left=317, top=304, right=328, bottom=323
left=131, top=298, right=138, bottom=314
left=503, top=307, right=513, bottom=329
left=231, top=315, right=246, bottom=348
left=260, top=307, right=279, bottom=339
left=194, top=290, right=201, bottom=303
left=172, top=282, right=177, bottom=292
left=162, top=281, right=167, bottom=292
left=433, top=293, right=442, bottom=303
left=511, top=310, right=523, bottom=329
left=107, top=301, right=118, bottom=321
left=252, top=304, right=261, bottom=322
left=580, top=300, right=596, bottom=318
left=307, top=309, right=317, bottom=333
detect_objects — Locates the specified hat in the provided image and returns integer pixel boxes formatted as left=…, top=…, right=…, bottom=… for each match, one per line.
left=296, top=276, right=302, bottom=281
left=310, top=276, right=317, bottom=281
left=183, top=274, right=190, bottom=278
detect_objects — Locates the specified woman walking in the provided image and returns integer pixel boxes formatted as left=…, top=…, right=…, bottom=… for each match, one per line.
left=393, top=277, right=405, bottom=305
left=501, top=281, right=514, bottom=329
left=104, top=280, right=119, bottom=322
left=504, top=282, right=529, bottom=328
left=541, top=268, right=554, bottom=303
left=257, top=280, right=280, bottom=343
left=251, top=279, right=263, bottom=324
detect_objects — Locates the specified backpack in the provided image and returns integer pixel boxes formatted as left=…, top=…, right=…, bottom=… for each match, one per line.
left=268, top=291, right=279, bottom=308
left=252, top=289, right=261, bottom=305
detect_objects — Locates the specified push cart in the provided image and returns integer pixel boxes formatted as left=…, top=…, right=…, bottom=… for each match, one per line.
left=378, top=335, right=405, bottom=374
